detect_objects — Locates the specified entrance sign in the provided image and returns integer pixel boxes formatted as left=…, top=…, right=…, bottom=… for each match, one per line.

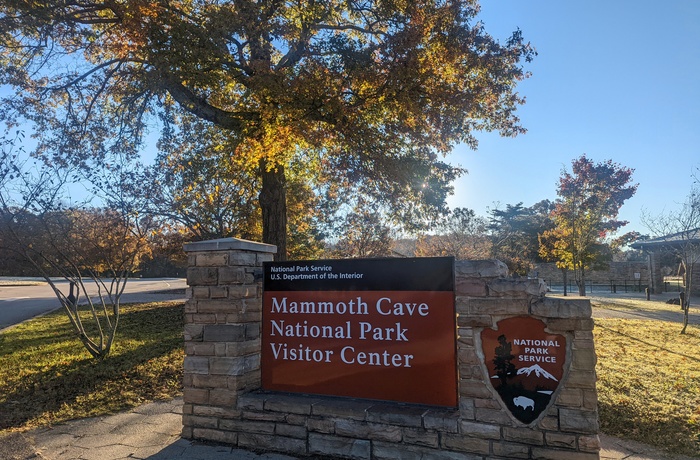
left=262, top=257, right=457, bottom=407
left=481, top=316, right=566, bottom=423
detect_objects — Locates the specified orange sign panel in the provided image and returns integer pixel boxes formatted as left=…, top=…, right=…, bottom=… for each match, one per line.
left=262, top=258, right=457, bottom=407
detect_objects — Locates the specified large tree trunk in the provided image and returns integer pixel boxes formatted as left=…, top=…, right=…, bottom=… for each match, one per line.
left=562, top=268, right=568, bottom=296
left=259, top=159, right=288, bottom=261
left=577, top=266, right=587, bottom=296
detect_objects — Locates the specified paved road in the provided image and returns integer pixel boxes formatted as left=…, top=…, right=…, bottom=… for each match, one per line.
left=0, top=278, right=187, bottom=330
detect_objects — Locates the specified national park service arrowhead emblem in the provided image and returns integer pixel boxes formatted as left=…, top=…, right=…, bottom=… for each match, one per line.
left=481, top=316, right=566, bottom=424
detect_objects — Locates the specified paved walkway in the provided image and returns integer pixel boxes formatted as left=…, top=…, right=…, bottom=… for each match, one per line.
left=0, top=398, right=296, bottom=460
left=552, top=291, right=700, bottom=325
left=0, top=398, right=694, bottom=460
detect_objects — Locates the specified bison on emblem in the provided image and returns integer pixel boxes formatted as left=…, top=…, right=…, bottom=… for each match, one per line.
left=513, top=396, right=534, bottom=410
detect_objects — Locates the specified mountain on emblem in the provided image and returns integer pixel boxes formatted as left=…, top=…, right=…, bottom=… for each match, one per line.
left=481, top=316, right=567, bottom=424
left=517, top=364, right=558, bottom=381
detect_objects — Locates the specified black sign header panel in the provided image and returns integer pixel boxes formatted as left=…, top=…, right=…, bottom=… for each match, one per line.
left=263, top=257, right=454, bottom=292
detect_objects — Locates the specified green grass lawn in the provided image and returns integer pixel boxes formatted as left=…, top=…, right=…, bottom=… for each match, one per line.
left=0, top=297, right=698, bottom=457
left=594, top=316, right=700, bottom=457
left=0, top=300, right=184, bottom=431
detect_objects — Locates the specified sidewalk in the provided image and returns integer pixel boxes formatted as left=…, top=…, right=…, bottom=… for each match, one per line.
left=0, top=397, right=694, bottom=460
left=0, top=398, right=295, bottom=460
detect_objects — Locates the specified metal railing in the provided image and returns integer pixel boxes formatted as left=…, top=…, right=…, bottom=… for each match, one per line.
left=543, top=279, right=649, bottom=295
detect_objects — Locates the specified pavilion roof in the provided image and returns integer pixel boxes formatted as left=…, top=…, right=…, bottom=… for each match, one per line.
left=631, top=228, right=700, bottom=250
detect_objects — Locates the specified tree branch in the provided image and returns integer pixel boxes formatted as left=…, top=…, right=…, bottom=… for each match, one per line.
left=43, top=59, right=123, bottom=92
left=158, top=71, right=259, bottom=131
left=312, top=22, right=386, bottom=38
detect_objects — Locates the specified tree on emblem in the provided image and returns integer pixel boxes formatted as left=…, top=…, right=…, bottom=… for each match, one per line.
left=493, top=334, right=516, bottom=388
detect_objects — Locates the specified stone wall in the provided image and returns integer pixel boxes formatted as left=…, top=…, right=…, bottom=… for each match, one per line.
left=183, top=238, right=600, bottom=459
left=534, top=262, right=648, bottom=286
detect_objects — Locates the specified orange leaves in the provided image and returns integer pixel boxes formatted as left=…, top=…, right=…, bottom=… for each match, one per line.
left=541, top=155, right=637, bottom=275
left=234, top=118, right=319, bottom=171
left=2, top=0, right=535, bottom=252
left=59, top=208, right=151, bottom=275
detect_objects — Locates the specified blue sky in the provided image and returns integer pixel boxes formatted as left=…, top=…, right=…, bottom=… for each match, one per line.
left=447, top=1, right=700, bottom=235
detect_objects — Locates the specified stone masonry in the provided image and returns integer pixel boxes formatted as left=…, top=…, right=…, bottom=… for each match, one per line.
left=183, top=238, right=600, bottom=459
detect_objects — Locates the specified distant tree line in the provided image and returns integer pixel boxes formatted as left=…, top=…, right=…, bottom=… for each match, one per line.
left=1, top=150, right=648, bottom=290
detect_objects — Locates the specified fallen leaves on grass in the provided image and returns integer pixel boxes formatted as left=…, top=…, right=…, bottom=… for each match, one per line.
left=595, top=318, right=700, bottom=457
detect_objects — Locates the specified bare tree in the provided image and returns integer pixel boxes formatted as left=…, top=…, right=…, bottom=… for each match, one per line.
left=330, top=204, right=394, bottom=259
left=641, top=187, right=700, bottom=334
left=415, top=208, right=491, bottom=260
left=0, top=134, right=150, bottom=358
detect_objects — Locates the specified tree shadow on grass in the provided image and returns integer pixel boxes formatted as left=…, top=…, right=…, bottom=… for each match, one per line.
left=0, top=311, right=80, bottom=358
left=598, top=400, right=700, bottom=458
left=595, top=322, right=700, bottom=363
left=0, top=301, right=184, bottom=357
left=0, top=303, right=184, bottom=430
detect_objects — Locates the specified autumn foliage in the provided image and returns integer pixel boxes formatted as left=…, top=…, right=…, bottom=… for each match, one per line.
left=0, top=0, right=536, bottom=258
left=539, top=155, right=638, bottom=295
